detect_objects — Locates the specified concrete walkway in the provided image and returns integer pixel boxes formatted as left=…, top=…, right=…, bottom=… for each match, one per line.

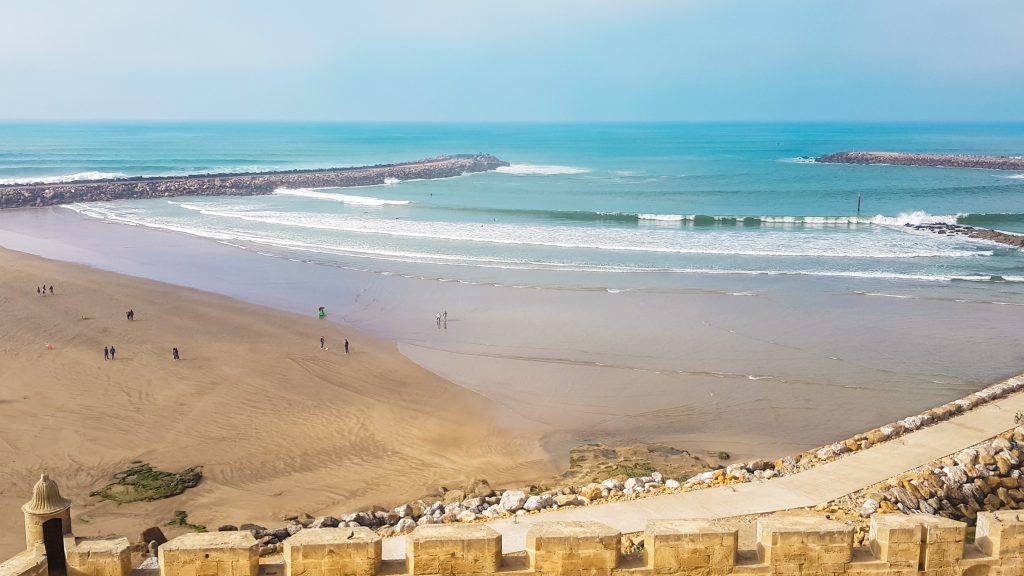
left=382, top=389, right=1024, bottom=559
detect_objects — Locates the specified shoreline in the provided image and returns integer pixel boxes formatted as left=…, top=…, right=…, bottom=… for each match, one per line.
left=0, top=154, right=508, bottom=208
left=3, top=207, right=1023, bottom=462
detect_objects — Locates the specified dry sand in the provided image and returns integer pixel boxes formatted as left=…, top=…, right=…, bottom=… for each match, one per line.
left=0, top=247, right=556, bottom=558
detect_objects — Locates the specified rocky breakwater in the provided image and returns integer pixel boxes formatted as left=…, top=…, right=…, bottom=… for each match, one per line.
left=904, top=222, right=1024, bottom=250
left=816, top=151, right=1024, bottom=170
left=0, top=154, right=509, bottom=209
left=839, top=425, right=1024, bottom=527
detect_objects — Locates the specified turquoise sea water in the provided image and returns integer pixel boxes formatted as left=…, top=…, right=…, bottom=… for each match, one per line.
left=2, top=122, right=1023, bottom=292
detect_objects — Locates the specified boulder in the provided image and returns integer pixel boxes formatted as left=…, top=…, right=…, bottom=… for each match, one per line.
left=499, top=490, right=528, bottom=513
left=466, top=478, right=495, bottom=498
left=523, top=495, right=553, bottom=511
left=665, top=479, right=681, bottom=489
left=394, top=504, right=413, bottom=518
left=310, top=516, right=339, bottom=529
left=286, top=522, right=304, bottom=536
left=394, top=518, right=417, bottom=534
left=140, top=526, right=167, bottom=546
left=579, top=483, right=603, bottom=501
left=457, top=510, right=477, bottom=522
left=217, top=525, right=238, bottom=532
left=443, top=489, right=466, bottom=504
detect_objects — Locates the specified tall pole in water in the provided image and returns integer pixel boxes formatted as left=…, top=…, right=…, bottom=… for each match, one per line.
left=857, top=192, right=861, bottom=216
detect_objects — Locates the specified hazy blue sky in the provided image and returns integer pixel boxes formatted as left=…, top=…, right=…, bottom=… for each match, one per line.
left=1, top=0, right=1022, bottom=121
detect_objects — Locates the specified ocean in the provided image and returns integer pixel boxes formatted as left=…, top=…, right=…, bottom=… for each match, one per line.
left=2, top=122, right=1023, bottom=295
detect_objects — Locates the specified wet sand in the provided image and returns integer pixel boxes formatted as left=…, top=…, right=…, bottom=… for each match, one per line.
left=0, top=244, right=555, bottom=558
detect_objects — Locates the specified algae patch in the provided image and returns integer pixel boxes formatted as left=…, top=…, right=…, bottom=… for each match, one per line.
left=90, top=463, right=202, bottom=503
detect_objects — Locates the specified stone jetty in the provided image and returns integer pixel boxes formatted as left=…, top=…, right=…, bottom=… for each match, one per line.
left=905, top=222, right=1024, bottom=249
left=816, top=151, right=1024, bottom=170
left=0, top=154, right=509, bottom=209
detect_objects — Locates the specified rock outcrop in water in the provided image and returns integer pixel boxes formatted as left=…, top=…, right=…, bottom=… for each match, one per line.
left=816, top=151, right=1024, bottom=170
left=0, top=154, right=509, bottom=209
left=906, top=222, right=1024, bottom=249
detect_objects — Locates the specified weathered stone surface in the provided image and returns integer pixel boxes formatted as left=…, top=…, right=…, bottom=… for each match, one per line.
left=284, top=527, right=380, bottom=576
left=407, top=524, right=501, bottom=575
left=158, top=532, right=258, bottom=576
left=527, top=521, right=620, bottom=575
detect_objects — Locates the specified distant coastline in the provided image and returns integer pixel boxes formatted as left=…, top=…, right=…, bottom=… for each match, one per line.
left=816, top=151, right=1024, bottom=170
left=0, top=154, right=508, bottom=209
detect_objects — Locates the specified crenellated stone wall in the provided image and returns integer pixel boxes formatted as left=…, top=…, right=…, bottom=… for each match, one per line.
left=4, top=510, right=1024, bottom=576
left=145, top=512, right=1024, bottom=576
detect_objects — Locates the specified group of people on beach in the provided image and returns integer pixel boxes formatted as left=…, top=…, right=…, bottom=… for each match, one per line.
left=36, top=285, right=53, bottom=296
left=99, top=308, right=180, bottom=361
left=320, top=336, right=349, bottom=353
left=436, top=309, right=447, bottom=329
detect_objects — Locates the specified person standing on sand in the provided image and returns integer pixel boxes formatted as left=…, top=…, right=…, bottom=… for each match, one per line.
left=344, top=339, right=349, bottom=354
left=320, top=336, right=325, bottom=349
left=109, top=346, right=116, bottom=360
left=49, top=285, right=53, bottom=294
left=36, top=287, right=40, bottom=295
left=104, top=346, right=109, bottom=360
left=172, top=348, right=179, bottom=361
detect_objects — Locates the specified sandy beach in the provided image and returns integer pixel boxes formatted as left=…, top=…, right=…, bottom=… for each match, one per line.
left=0, top=245, right=555, bottom=558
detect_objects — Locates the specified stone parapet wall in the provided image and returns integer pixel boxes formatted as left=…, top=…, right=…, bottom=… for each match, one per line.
left=65, top=536, right=132, bottom=576
left=151, top=511, right=1024, bottom=576
left=0, top=550, right=46, bottom=576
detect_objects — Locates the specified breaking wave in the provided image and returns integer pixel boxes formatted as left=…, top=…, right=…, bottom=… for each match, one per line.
left=495, top=164, right=590, bottom=175
left=0, top=171, right=127, bottom=185
left=273, top=188, right=411, bottom=206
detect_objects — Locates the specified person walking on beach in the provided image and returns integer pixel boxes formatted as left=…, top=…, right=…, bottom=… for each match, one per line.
left=436, top=313, right=441, bottom=327
left=128, top=309, right=134, bottom=321
left=48, top=285, right=53, bottom=295
left=172, top=348, right=179, bottom=361
left=109, top=345, right=116, bottom=360
left=36, top=287, right=40, bottom=295
left=344, top=339, right=349, bottom=354
left=443, top=310, right=447, bottom=322
left=320, top=336, right=325, bottom=350
left=104, top=346, right=109, bottom=361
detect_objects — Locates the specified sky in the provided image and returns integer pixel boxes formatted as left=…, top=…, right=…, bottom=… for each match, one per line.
left=1, top=0, right=1022, bottom=122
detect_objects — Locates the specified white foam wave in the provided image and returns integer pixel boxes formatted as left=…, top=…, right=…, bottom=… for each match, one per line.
left=495, top=164, right=590, bottom=176
left=383, top=177, right=401, bottom=185
left=165, top=203, right=992, bottom=260
left=0, top=171, right=127, bottom=185
left=638, top=213, right=686, bottom=222
left=869, top=211, right=959, bottom=227
left=274, top=187, right=411, bottom=206
left=1006, top=174, right=1024, bottom=179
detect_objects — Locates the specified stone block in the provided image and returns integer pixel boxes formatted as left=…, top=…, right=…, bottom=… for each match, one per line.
left=868, top=515, right=923, bottom=567
left=407, top=524, right=501, bottom=575
left=66, top=537, right=131, bottom=576
left=916, top=515, right=965, bottom=570
left=976, top=510, right=1024, bottom=559
left=756, top=515, right=852, bottom=568
left=527, top=522, right=620, bottom=576
left=644, top=519, right=737, bottom=575
left=284, top=527, right=380, bottom=576
left=159, top=532, right=258, bottom=576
